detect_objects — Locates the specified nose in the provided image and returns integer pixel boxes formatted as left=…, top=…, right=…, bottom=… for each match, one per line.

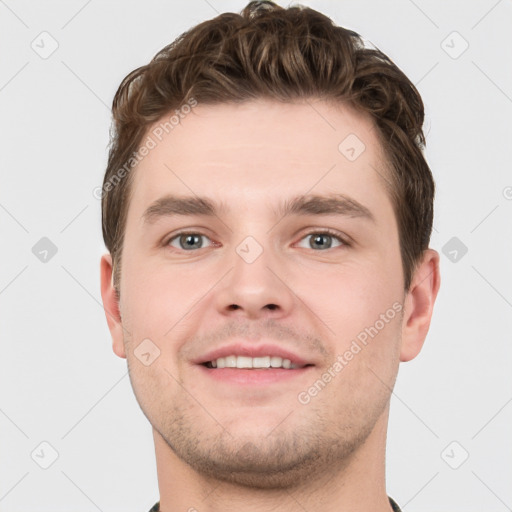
left=213, top=238, right=296, bottom=321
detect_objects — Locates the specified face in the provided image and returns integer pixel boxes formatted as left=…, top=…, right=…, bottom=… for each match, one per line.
left=102, top=99, right=434, bottom=488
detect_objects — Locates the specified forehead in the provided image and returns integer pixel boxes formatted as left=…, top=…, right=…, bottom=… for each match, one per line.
left=127, top=99, right=392, bottom=222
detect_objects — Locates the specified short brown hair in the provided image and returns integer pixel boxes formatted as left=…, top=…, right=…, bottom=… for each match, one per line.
left=102, top=0, right=434, bottom=294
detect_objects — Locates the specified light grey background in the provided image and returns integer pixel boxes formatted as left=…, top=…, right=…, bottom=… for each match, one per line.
left=1, top=1, right=511, bottom=511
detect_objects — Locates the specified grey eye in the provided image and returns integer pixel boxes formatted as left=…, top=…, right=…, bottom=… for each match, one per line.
left=168, top=233, right=211, bottom=251
left=296, top=232, right=344, bottom=250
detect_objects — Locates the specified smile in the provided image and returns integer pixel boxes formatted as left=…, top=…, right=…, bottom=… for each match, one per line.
left=204, top=355, right=310, bottom=369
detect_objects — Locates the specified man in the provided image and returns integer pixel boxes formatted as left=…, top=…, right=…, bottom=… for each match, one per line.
left=99, top=2, right=440, bottom=511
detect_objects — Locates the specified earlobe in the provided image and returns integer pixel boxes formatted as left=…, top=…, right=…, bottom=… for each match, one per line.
left=400, top=249, right=441, bottom=362
left=100, top=253, right=126, bottom=359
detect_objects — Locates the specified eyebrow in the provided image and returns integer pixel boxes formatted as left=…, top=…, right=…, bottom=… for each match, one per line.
left=142, top=193, right=375, bottom=224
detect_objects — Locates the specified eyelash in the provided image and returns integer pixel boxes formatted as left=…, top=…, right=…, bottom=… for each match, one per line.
left=163, top=228, right=350, bottom=252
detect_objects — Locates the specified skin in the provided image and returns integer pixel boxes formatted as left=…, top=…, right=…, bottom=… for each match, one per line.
left=100, top=98, right=440, bottom=512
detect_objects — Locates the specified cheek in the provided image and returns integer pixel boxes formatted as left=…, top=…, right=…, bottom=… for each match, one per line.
left=123, top=258, right=187, bottom=328
left=122, top=278, right=177, bottom=362
left=328, top=304, right=402, bottom=408
left=304, top=260, right=398, bottom=337
left=313, top=264, right=403, bottom=389
left=121, top=258, right=207, bottom=375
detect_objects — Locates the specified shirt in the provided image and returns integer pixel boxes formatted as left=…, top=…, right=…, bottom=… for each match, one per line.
left=148, top=495, right=403, bottom=511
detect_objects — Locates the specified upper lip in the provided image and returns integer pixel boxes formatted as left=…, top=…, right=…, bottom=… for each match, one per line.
left=194, top=342, right=315, bottom=367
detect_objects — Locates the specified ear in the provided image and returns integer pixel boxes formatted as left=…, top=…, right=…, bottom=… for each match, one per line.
left=400, top=249, right=441, bottom=362
left=100, top=253, right=126, bottom=359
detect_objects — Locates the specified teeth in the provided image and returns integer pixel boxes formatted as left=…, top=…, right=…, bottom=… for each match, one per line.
left=237, top=356, right=252, bottom=368
left=226, top=355, right=237, bottom=367
left=253, top=356, right=270, bottom=368
left=270, top=356, right=282, bottom=368
left=208, top=355, right=300, bottom=369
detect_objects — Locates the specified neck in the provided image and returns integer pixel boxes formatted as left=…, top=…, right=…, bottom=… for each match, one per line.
left=154, top=406, right=392, bottom=512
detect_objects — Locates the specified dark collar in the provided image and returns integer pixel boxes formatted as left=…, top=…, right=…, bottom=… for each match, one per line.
left=149, top=495, right=402, bottom=511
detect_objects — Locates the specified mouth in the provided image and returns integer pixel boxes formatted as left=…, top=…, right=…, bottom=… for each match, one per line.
left=192, top=340, right=317, bottom=386
left=202, top=355, right=313, bottom=370
left=195, top=346, right=316, bottom=386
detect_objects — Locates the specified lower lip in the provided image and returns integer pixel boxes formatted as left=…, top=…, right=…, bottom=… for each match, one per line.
left=196, top=365, right=313, bottom=385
